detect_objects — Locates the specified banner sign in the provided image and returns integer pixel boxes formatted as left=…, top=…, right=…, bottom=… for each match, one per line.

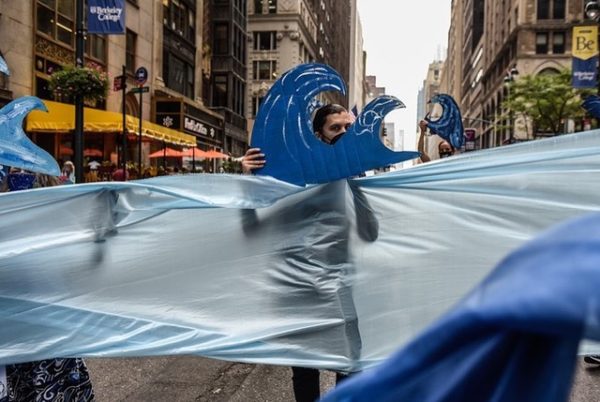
left=88, top=0, right=126, bottom=34
left=572, top=26, right=598, bottom=88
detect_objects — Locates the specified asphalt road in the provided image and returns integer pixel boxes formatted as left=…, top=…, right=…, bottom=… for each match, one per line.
left=87, top=356, right=600, bottom=401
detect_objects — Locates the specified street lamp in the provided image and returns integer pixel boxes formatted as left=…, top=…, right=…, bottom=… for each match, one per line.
left=503, top=67, right=519, bottom=144
left=586, top=1, right=600, bottom=22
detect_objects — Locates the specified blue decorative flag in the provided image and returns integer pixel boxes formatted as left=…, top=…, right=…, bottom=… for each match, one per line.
left=87, top=0, right=126, bottom=35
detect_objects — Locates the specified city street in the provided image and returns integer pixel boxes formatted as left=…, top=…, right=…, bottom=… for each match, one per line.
left=87, top=356, right=599, bottom=401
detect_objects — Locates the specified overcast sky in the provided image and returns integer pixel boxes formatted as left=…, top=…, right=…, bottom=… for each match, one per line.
left=356, top=0, right=451, bottom=151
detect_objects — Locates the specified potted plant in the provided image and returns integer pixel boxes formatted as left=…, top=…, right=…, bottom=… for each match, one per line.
left=49, top=64, right=109, bottom=104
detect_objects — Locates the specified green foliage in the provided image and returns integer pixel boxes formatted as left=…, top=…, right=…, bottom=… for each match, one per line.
left=49, top=64, right=109, bottom=103
left=502, top=69, right=594, bottom=135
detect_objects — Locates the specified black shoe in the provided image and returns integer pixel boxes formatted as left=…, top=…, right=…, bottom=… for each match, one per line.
left=584, top=355, right=600, bottom=364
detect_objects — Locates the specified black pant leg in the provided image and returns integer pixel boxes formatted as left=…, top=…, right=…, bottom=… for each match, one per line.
left=291, top=366, right=320, bottom=402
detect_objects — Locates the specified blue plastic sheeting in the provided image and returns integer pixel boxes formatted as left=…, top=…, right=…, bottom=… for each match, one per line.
left=322, top=213, right=600, bottom=402
left=425, top=94, right=465, bottom=149
left=2, top=131, right=600, bottom=371
left=0, top=97, right=60, bottom=176
left=250, top=63, right=419, bottom=186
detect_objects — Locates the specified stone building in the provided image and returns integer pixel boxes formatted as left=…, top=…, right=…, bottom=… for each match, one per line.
left=445, top=0, right=590, bottom=150
left=0, top=0, right=252, bottom=172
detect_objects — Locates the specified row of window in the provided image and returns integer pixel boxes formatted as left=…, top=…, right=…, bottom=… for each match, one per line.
left=537, top=0, right=565, bottom=20
left=163, top=0, right=195, bottom=44
left=253, top=0, right=276, bottom=14
left=536, top=31, right=565, bottom=54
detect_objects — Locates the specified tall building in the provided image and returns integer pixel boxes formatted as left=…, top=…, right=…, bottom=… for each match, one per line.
left=204, top=0, right=248, bottom=157
left=445, top=0, right=589, bottom=151
left=0, top=0, right=242, bottom=171
left=415, top=60, right=444, bottom=162
left=246, top=0, right=355, bottom=135
left=349, top=0, right=366, bottom=112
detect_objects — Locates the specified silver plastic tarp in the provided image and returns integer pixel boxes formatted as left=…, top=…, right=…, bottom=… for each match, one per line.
left=2, top=130, right=600, bottom=370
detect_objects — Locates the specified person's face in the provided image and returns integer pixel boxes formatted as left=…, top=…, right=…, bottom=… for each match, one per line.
left=439, top=141, right=453, bottom=158
left=318, top=112, right=355, bottom=144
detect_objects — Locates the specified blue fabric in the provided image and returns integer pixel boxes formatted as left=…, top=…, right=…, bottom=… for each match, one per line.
left=0, top=97, right=60, bottom=176
left=425, top=94, right=465, bottom=148
left=2, top=130, right=600, bottom=370
left=322, top=212, right=600, bottom=402
left=250, top=63, right=419, bottom=185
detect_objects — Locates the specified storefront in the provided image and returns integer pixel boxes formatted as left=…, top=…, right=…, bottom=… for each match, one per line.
left=26, top=100, right=196, bottom=175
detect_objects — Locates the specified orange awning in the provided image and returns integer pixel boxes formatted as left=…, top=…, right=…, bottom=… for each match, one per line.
left=26, top=100, right=196, bottom=147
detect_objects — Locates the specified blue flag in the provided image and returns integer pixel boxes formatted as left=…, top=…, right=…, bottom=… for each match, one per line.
left=87, top=0, right=126, bottom=34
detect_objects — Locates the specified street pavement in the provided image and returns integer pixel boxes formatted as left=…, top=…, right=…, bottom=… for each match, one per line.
left=87, top=356, right=599, bottom=401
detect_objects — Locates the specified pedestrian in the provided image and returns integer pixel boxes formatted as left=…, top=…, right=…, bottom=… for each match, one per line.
left=418, top=119, right=456, bottom=163
left=60, top=160, right=76, bottom=184
left=242, top=104, right=359, bottom=402
left=1, top=168, right=95, bottom=402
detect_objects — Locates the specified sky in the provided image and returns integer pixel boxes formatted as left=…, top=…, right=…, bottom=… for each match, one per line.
left=356, top=0, right=451, bottom=151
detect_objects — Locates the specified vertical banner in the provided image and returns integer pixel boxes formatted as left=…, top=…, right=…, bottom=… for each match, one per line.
left=88, top=0, right=126, bottom=34
left=572, top=25, right=598, bottom=88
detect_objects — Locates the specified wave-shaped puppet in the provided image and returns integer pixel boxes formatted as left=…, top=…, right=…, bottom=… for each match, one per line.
left=425, top=93, right=465, bottom=149
left=250, top=63, right=419, bottom=186
left=0, top=96, right=60, bottom=176
left=0, top=54, right=9, bottom=75
left=582, top=94, right=600, bottom=119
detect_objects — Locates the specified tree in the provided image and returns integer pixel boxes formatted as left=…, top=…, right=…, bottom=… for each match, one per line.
left=502, top=69, right=594, bottom=136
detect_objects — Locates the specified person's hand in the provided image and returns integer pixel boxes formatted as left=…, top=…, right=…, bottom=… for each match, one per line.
left=241, top=148, right=265, bottom=174
left=418, top=119, right=428, bottom=132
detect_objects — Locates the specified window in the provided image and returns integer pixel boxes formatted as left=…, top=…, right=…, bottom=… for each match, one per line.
left=164, top=51, right=194, bottom=99
left=552, top=31, right=565, bottom=54
left=214, top=23, right=229, bottom=54
left=86, top=34, right=107, bottom=62
left=163, top=0, right=195, bottom=43
left=536, top=32, right=548, bottom=54
left=253, top=31, right=277, bottom=51
left=233, top=26, right=245, bottom=62
left=252, top=95, right=265, bottom=117
left=213, top=75, right=228, bottom=107
left=254, top=0, right=263, bottom=13
left=126, top=30, right=137, bottom=74
left=36, top=0, right=74, bottom=46
left=253, top=60, right=277, bottom=80
left=537, top=0, right=565, bottom=20
left=268, top=0, right=277, bottom=13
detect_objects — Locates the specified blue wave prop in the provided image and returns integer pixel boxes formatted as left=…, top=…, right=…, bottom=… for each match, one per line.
left=0, top=54, right=9, bottom=75
left=0, top=97, right=60, bottom=176
left=425, top=93, right=465, bottom=149
left=250, top=63, right=419, bottom=186
left=582, top=95, right=600, bottom=119
left=322, top=212, right=600, bottom=402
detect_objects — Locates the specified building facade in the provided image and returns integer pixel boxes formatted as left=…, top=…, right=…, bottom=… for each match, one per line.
left=444, top=0, right=590, bottom=151
left=0, top=0, right=256, bottom=173
left=246, top=0, right=356, bottom=135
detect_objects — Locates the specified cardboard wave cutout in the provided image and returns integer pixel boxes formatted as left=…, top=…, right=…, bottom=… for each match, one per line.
left=2, top=130, right=600, bottom=372
left=582, top=94, right=600, bottom=118
left=425, top=93, right=465, bottom=149
left=250, top=63, right=419, bottom=185
left=0, top=97, right=60, bottom=176
left=0, top=54, right=9, bottom=76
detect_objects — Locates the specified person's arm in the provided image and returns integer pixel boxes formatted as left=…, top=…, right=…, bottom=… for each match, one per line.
left=241, top=148, right=266, bottom=174
left=418, top=120, right=431, bottom=163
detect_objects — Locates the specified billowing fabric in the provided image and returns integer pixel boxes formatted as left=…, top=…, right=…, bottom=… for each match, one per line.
left=250, top=63, right=419, bottom=185
left=425, top=93, right=465, bottom=148
left=2, top=131, right=600, bottom=372
left=321, top=212, right=600, bottom=402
